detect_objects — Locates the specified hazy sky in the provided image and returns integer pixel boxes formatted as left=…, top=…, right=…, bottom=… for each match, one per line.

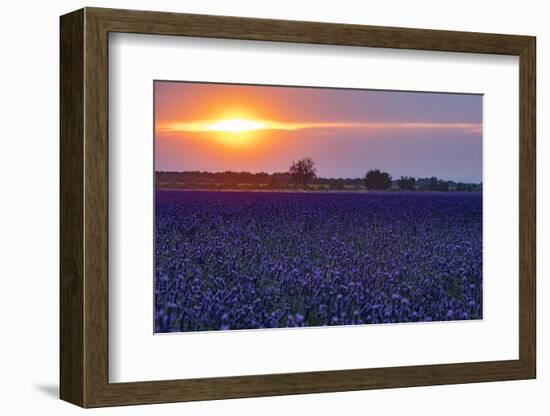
left=155, top=81, right=482, bottom=182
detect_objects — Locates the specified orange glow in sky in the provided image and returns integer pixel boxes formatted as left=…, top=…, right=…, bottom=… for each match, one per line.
left=154, top=81, right=483, bottom=182
left=158, top=119, right=482, bottom=134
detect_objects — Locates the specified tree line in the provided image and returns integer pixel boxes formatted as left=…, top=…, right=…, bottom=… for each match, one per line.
left=156, top=157, right=481, bottom=192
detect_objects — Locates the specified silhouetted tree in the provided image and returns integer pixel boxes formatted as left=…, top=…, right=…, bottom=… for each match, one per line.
left=289, top=158, right=317, bottom=188
left=456, top=182, right=474, bottom=192
left=419, top=176, right=449, bottom=191
left=397, top=176, right=416, bottom=190
left=364, top=169, right=392, bottom=190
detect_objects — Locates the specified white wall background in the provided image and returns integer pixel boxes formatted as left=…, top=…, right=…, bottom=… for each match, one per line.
left=0, top=0, right=545, bottom=414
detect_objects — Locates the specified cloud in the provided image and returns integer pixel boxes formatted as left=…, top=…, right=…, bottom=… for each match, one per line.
left=157, top=119, right=482, bottom=134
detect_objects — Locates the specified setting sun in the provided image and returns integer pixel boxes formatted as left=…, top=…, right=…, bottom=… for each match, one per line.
left=206, top=118, right=266, bottom=133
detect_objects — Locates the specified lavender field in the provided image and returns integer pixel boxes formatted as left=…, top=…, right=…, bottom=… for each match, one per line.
left=155, top=190, right=482, bottom=333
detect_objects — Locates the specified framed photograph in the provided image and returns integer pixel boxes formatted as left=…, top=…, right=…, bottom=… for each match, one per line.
left=60, top=7, right=536, bottom=407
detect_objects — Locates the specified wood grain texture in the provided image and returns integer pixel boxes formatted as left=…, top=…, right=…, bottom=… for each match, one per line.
left=83, top=10, right=110, bottom=406
left=88, top=7, right=533, bottom=54
left=59, top=8, right=84, bottom=407
left=518, top=38, right=536, bottom=375
left=59, top=7, right=537, bottom=408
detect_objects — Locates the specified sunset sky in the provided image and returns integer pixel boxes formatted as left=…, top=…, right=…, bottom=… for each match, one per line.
left=155, top=81, right=482, bottom=182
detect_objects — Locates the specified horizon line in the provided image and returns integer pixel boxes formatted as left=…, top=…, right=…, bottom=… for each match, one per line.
left=155, top=170, right=482, bottom=184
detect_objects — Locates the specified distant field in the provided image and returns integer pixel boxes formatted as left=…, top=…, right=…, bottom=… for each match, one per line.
left=156, top=180, right=365, bottom=192
left=155, top=171, right=481, bottom=192
left=155, top=190, right=482, bottom=333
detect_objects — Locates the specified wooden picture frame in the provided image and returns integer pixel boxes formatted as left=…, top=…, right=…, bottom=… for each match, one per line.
left=60, top=7, right=536, bottom=408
